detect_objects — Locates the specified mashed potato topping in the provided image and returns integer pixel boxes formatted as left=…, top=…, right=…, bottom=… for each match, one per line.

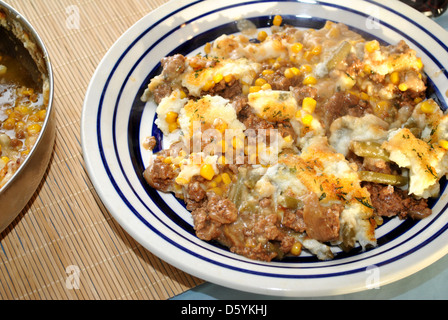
left=142, top=18, right=448, bottom=261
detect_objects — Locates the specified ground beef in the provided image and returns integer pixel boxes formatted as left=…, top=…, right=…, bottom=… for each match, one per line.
left=185, top=179, right=207, bottom=210
left=316, top=91, right=373, bottom=132
left=160, top=54, right=185, bottom=81
left=303, top=193, right=343, bottom=242
left=153, top=82, right=172, bottom=104
left=143, top=152, right=177, bottom=192
left=282, top=209, right=306, bottom=233
left=365, top=182, right=432, bottom=219
left=207, top=78, right=242, bottom=100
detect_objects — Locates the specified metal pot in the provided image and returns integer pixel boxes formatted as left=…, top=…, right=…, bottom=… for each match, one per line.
left=0, top=1, right=55, bottom=233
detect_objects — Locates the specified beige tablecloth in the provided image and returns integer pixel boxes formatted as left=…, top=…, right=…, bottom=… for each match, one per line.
left=0, top=0, right=204, bottom=300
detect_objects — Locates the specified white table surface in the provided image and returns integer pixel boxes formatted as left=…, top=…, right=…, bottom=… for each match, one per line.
left=171, top=9, right=448, bottom=301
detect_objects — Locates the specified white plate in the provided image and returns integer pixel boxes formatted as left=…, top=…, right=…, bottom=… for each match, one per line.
left=81, top=0, right=448, bottom=297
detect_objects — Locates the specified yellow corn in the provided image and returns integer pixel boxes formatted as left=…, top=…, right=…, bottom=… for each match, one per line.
left=311, top=45, right=322, bottom=56
left=168, top=122, right=178, bottom=133
left=284, top=68, right=295, bottom=79
left=208, top=187, right=223, bottom=196
left=202, top=80, right=215, bottom=91
left=302, top=97, right=317, bottom=113
left=204, top=42, right=211, bottom=54
left=165, top=111, right=178, bottom=124
left=262, top=69, right=275, bottom=76
left=221, top=173, right=232, bottom=185
left=420, top=100, right=438, bottom=114
left=273, top=15, right=282, bottom=26
left=302, top=114, right=313, bottom=126
left=214, top=120, right=228, bottom=134
left=2, top=118, right=15, bottom=130
left=218, top=155, right=227, bottom=165
left=416, top=58, right=423, bottom=70
left=261, top=83, right=272, bottom=90
left=257, top=30, right=268, bottom=42
left=290, top=241, right=302, bottom=256
left=303, top=76, right=317, bottom=86
left=200, top=164, right=215, bottom=181
left=36, top=109, right=47, bottom=121
left=439, top=140, right=448, bottom=150
left=15, top=105, right=30, bottom=115
left=283, top=135, right=293, bottom=143
left=291, top=42, right=303, bottom=53
left=224, top=74, right=233, bottom=83
left=360, top=92, right=370, bottom=101
left=213, top=73, right=224, bottom=83
left=1, top=156, right=9, bottom=164
left=163, top=157, right=173, bottom=164
left=365, top=40, right=380, bottom=53
left=254, top=78, right=267, bottom=87
left=175, top=177, right=189, bottom=185
left=27, top=123, right=42, bottom=135
left=249, top=86, right=261, bottom=93
left=300, top=64, right=313, bottom=74
left=398, top=83, right=408, bottom=92
left=390, top=71, right=400, bottom=85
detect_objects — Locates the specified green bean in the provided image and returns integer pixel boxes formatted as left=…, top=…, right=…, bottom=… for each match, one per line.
left=358, top=171, right=408, bottom=187
left=326, top=41, right=352, bottom=71
left=351, top=141, right=390, bottom=161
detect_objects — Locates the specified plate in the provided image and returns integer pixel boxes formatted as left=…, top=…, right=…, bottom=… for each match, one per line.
left=81, top=0, right=448, bottom=297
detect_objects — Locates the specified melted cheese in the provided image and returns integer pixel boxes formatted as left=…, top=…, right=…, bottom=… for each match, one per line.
left=248, top=90, right=298, bottom=122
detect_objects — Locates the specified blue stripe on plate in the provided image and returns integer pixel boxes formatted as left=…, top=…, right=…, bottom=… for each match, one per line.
left=96, top=0, right=448, bottom=279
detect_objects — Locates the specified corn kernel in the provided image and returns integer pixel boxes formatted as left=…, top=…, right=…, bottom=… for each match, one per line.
left=420, top=100, right=438, bottom=114
left=273, top=15, right=282, bottom=26
left=254, top=78, right=267, bottom=87
left=257, top=30, right=268, bottom=42
left=284, top=68, right=295, bottom=79
left=283, top=135, right=293, bottom=143
left=1, top=156, right=9, bottom=164
left=390, top=71, right=400, bottom=85
left=302, top=97, right=317, bottom=113
left=213, top=73, right=224, bottom=83
left=232, top=136, right=244, bottom=150
left=261, top=83, right=272, bottom=90
left=221, top=173, right=232, bottom=185
left=365, top=40, right=380, bottom=53
left=311, top=45, right=322, bottom=55
left=360, top=92, right=370, bottom=101
left=224, top=74, right=233, bottom=83
left=204, top=42, right=211, bottom=54
left=291, top=42, right=303, bottom=53
left=414, top=97, right=423, bottom=104
left=168, top=122, right=178, bottom=133
left=214, top=119, right=228, bottom=134
left=213, top=175, right=222, bottom=184
left=202, top=79, right=215, bottom=91
left=15, top=105, right=30, bottom=115
left=165, top=111, right=178, bottom=124
left=27, top=123, right=42, bottom=135
left=300, top=64, right=313, bottom=74
left=262, top=69, right=275, bottom=76
left=163, top=157, right=173, bottom=164
left=302, top=114, right=313, bottom=126
left=200, top=164, right=215, bottom=181
left=398, top=83, right=408, bottom=91
left=439, top=140, right=448, bottom=150
left=36, top=109, right=47, bottom=121
left=175, top=177, right=189, bottom=185
left=3, top=118, right=15, bottom=130
left=249, top=86, right=261, bottom=93
left=179, top=90, right=187, bottom=99
left=290, top=241, right=302, bottom=256
left=303, top=76, right=317, bottom=86
left=416, top=58, right=423, bottom=70
left=218, top=155, right=227, bottom=165
left=208, top=187, right=223, bottom=196
left=242, top=84, right=250, bottom=95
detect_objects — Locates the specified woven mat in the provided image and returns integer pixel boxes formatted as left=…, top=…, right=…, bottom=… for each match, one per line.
left=0, top=0, right=204, bottom=300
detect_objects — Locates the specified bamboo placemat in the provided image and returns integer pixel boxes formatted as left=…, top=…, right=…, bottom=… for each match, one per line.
left=0, top=0, right=204, bottom=300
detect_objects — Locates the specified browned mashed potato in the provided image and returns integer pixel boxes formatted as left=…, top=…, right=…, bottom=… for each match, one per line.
left=141, top=18, right=448, bottom=261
